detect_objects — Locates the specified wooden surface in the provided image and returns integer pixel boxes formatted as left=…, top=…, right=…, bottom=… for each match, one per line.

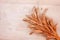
left=0, top=0, right=60, bottom=40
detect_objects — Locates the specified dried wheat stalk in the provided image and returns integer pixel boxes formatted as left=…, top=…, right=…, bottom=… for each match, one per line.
left=23, top=7, right=60, bottom=40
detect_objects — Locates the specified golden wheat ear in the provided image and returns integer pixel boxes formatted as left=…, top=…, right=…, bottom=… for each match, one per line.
left=23, top=7, right=60, bottom=40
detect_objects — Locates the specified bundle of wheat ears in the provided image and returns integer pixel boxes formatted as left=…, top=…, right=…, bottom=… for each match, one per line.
left=23, top=7, right=60, bottom=40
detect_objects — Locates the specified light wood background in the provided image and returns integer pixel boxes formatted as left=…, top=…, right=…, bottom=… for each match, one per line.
left=0, top=0, right=60, bottom=40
